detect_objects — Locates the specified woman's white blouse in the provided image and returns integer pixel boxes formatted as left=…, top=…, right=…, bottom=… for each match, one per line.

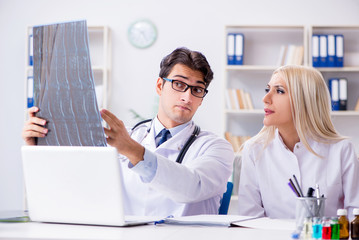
left=238, top=130, right=359, bottom=219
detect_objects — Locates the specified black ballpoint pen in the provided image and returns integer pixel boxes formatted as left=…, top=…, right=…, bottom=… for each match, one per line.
left=293, top=174, right=304, bottom=197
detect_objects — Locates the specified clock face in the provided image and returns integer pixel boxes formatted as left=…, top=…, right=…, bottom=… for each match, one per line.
left=128, top=20, right=157, bottom=49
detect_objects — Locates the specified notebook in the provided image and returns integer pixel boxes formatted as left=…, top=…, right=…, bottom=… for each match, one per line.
left=21, top=145, right=161, bottom=226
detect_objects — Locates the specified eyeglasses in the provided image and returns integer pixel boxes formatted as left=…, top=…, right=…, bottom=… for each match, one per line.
left=162, top=78, right=208, bottom=98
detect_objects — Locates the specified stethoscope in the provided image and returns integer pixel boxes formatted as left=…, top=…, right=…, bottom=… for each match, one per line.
left=130, top=119, right=200, bottom=164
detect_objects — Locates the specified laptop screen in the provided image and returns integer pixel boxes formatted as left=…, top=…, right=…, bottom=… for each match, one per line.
left=21, top=146, right=128, bottom=226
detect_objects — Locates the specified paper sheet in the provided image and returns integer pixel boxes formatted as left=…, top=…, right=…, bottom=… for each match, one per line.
left=231, top=217, right=296, bottom=230
left=163, top=214, right=257, bottom=227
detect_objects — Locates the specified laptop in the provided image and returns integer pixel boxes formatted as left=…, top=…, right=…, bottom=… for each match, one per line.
left=21, top=146, right=161, bottom=226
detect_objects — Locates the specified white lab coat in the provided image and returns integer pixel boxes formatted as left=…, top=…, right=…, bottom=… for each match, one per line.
left=119, top=121, right=234, bottom=217
left=238, top=130, right=359, bottom=219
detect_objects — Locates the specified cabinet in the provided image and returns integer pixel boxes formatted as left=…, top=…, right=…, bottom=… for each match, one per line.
left=24, top=25, right=111, bottom=115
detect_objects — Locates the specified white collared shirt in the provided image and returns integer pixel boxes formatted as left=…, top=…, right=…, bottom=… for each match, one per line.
left=238, top=129, right=359, bottom=220
left=153, top=118, right=190, bottom=147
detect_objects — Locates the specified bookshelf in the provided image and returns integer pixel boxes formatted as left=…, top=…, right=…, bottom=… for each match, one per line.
left=309, top=26, right=359, bottom=153
left=224, top=25, right=307, bottom=196
left=224, top=25, right=307, bottom=144
left=24, top=25, right=112, bottom=117
left=224, top=25, right=359, bottom=145
left=224, top=25, right=359, bottom=195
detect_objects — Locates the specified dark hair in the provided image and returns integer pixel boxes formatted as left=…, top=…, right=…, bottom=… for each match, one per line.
left=159, top=47, right=214, bottom=88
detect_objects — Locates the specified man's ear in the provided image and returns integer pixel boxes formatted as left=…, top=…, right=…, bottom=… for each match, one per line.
left=155, top=77, right=163, bottom=96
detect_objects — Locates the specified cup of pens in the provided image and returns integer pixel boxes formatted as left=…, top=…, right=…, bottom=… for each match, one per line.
left=295, top=196, right=326, bottom=231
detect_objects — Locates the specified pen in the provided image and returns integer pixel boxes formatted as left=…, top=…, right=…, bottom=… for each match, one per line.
left=315, top=184, right=320, bottom=198
left=315, top=184, right=320, bottom=205
left=154, top=215, right=173, bottom=225
left=288, top=180, right=300, bottom=197
left=154, top=219, right=165, bottom=225
left=293, top=174, right=304, bottom=197
left=306, top=187, right=315, bottom=197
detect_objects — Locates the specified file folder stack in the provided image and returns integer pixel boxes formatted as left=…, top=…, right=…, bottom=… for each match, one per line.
left=227, top=33, right=244, bottom=65
left=312, top=34, right=344, bottom=67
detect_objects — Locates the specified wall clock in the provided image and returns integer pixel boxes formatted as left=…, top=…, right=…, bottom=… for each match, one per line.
left=128, top=19, right=157, bottom=49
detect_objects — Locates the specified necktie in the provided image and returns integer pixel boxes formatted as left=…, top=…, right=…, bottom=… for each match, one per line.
left=157, top=129, right=171, bottom=147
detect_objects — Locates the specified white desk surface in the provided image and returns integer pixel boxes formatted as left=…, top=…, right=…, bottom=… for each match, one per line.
left=0, top=221, right=293, bottom=240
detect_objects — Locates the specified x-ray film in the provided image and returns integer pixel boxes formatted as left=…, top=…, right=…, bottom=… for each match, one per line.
left=33, top=20, right=107, bottom=146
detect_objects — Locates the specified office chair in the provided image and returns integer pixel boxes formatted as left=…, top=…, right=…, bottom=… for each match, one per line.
left=218, top=182, right=233, bottom=215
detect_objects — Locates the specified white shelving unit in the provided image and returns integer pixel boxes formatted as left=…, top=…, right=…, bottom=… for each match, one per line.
left=309, top=25, right=359, bottom=112
left=225, top=25, right=359, bottom=196
left=24, top=25, right=111, bottom=117
left=87, top=26, right=112, bottom=110
left=224, top=25, right=307, bottom=138
left=224, top=25, right=359, bottom=140
left=309, top=26, right=359, bottom=152
left=224, top=25, right=307, bottom=196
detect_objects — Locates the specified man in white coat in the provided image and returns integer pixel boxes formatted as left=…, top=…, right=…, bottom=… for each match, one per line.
left=23, top=47, right=234, bottom=217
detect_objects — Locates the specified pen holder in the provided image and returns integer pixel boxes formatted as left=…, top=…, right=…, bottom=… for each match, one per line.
left=295, top=197, right=326, bottom=231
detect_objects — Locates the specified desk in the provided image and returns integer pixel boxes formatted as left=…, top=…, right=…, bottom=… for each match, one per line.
left=0, top=221, right=292, bottom=240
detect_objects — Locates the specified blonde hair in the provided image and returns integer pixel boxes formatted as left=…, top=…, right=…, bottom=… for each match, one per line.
left=249, top=65, right=345, bottom=157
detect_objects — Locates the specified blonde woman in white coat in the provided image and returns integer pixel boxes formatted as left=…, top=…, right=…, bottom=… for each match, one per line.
left=238, top=65, right=359, bottom=219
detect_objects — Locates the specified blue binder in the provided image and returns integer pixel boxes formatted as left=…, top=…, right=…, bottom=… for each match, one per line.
left=312, top=35, right=320, bottom=67
left=339, top=78, right=348, bottom=110
left=328, top=78, right=340, bottom=111
left=327, top=35, right=336, bottom=67
left=227, top=33, right=235, bottom=65
left=319, top=35, right=328, bottom=67
left=335, top=35, right=344, bottom=67
left=234, top=33, right=244, bottom=65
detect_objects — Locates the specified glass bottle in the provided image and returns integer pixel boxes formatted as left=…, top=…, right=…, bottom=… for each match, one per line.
left=331, top=217, right=340, bottom=240
left=322, top=217, right=332, bottom=240
left=337, top=209, right=349, bottom=239
left=352, top=208, right=359, bottom=240
left=312, top=217, right=322, bottom=239
left=301, top=217, right=312, bottom=240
